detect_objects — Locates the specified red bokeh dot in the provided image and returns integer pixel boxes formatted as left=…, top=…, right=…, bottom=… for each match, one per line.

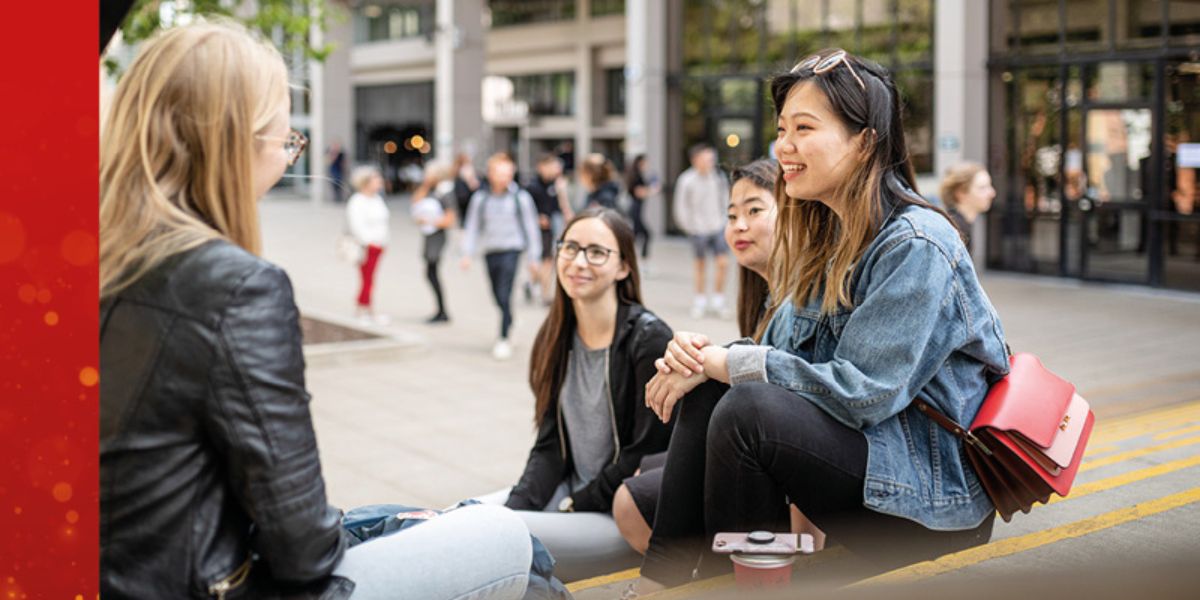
left=17, top=285, right=36, bottom=304
left=44, top=312, right=59, bottom=326
left=79, top=367, right=98, bottom=387
left=0, top=213, right=25, bottom=264
left=35, top=289, right=51, bottom=304
left=52, top=482, right=72, bottom=503
left=60, top=231, right=97, bottom=266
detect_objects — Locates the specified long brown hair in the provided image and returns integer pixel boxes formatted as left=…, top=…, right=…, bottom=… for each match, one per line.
left=730, top=158, right=779, bottom=340
left=767, top=50, right=951, bottom=315
left=100, top=21, right=288, bottom=298
left=529, top=208, right=642, bottom=426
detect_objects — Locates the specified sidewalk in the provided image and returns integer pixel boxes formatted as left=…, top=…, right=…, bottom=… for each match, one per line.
left=260, top=193, right=1200, bottom=585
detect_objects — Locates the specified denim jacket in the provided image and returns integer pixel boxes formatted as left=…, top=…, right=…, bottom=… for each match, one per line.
left=727, top=203, right=1010, bottom=530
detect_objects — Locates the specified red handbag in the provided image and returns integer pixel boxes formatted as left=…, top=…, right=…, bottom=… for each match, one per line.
left=913, top=353, right=1095, bottom=522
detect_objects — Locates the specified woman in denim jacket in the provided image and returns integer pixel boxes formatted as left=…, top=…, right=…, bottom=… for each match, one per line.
left=635, top=50, right=1011, bottom=590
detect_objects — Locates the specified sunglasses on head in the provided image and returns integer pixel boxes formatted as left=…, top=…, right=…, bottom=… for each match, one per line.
left=791, top=49, right=866, bottom=91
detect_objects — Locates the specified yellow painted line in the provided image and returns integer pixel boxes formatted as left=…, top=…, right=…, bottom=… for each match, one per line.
left=1050, top=454, right=1200, bottom=505
left=855, top=486, right=1200, bottom=586
left=1080, top=435, right=1200, bottom=473
left=1094, top=399, right=1200, bottom=430
left=566, top=567, right=640, bottom=593
left=1089, top=404, right=1200, bottom=442
left=1091, top=414, right=1200, bottom=443
left=1154, top=424, right=1200, bottom=442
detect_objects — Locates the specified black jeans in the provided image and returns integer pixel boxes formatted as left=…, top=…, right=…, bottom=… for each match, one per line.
left=485, top=251, right=520, bottom=339
left=425, top=260, right=446, bottom=316
left=641, top=381, right=995, bottom=586
left=629, top=200, right=651, bottom=259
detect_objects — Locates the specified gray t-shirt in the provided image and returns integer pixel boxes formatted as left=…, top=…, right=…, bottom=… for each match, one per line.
left=560, top=334, right=615, bottom=492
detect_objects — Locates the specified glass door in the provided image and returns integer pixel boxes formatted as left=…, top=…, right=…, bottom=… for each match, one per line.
left=1074, top=62, right=1157, bottom=283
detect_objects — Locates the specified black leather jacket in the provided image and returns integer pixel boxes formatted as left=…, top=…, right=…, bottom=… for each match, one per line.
left=100, top=240, right=352, bottom=599
left=505, top=301, right=673, bottom=513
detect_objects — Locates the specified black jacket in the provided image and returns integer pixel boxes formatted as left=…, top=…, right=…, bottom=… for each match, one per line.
left=585, top=181, right=621, bottom=211
left=505, top=302, right=673, bottom=513
left=100, top=240, right=352, bottom=599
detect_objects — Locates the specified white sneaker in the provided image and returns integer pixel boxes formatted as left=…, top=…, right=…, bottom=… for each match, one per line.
left=690, top=296, right=707, bottom=320
left=709, top=295, right=731, bottom=319
left=492, top=339, right=513, bottom=360
left=373, top=314, right=392, bottom=326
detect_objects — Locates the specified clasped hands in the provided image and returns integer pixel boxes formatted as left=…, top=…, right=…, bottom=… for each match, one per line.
left=645, top=331, right=730, bottom=423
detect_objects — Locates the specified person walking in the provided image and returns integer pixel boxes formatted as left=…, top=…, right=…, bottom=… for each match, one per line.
left=411, top=160, right=457, bottom=323
left=939, top=161, right=997, bottom=252
left=580, top=153, right=620, bottom=210
left=672, top=144, right=730, bottom=319
left=460, top=152, right=542, bottom=360
left=346, top=165, right=391, bottom=325
left=525, top=154, right=574, bottom=305
left=624, top=154, right=659, bottom=261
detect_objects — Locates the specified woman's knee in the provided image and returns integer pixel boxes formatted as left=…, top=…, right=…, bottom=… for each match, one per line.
left=452, top=505, right=533, bottom=574
left=710, top=382, right=775, bottom=435
left=612, top=484, right=650, bottom=554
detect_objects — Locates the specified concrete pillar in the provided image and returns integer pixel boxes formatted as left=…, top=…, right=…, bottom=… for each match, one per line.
left=935, top=0, right=989, bottom=258
left=625, top=0, right=670, bottom=236
left=311, top=3, right=354, bottom=205
left=574, top=0, right=594, bottom=165
left=435, top=0, right=486, bottom=163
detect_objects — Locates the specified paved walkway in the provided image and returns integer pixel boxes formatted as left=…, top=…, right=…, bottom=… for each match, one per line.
left=259, top=194, right=1200, bottom=591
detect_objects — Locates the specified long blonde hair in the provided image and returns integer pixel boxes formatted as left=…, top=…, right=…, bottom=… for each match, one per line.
left=767, top=52, right=947, bottom=316
left=939, top=161, right=986, bottom=210
left=100, top=21, right=289, bottom=298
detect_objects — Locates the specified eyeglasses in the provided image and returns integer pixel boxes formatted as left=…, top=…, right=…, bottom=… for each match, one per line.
left=791, top=49, right=866, bottom=91
left=556, top=241, right=617, bottom=266
left=256, top=128, right=309, bottom=166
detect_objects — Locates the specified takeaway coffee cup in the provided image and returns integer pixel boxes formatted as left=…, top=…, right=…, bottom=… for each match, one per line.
left=729, top=552, right=796, bottom=589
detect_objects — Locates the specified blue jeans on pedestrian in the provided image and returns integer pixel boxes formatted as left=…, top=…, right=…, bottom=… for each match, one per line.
left=333, top=504, right=533, bottom=600
left=486, top=251, right=521, bottom=339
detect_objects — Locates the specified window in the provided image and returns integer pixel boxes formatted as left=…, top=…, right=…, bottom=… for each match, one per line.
left=355, top=2, right=432, bottom=44
left=606, top=67, right=626, bottom=115
left=489, top=0, right=575, bottom=27
left=509, top=72, right=576, bottom=116
left=680, top=0, right=935, bottom=173
left=592, top=0, right=625, bottom=17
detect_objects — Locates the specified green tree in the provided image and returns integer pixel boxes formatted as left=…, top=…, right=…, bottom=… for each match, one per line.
left=105, top=0, right=342, bottom=77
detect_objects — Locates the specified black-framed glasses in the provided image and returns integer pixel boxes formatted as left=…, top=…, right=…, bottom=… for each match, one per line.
left=791, top=49, right=866, bottom=91
left=556, top=241, right=617, bottom=266
left=256, top=128, right=309, bottom=166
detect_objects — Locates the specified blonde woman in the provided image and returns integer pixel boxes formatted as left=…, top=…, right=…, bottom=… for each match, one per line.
left=347, top=165, right=391, bottom=324
left=939, top=161, right=996, bottom=251
left=99, top=22, right=532, bottom=600
left=410, top=160, right=457, bottom=323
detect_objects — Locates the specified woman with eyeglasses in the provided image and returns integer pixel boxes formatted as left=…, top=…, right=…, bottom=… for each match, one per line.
left=632, top=50, right=1010, bottom=592
left=99, top=22, right=535, bottom=600
left=476, top=207, right=674, bottom=581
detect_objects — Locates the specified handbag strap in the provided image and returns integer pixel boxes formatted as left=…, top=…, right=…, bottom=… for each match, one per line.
left=912, top=399, right=994, bottom=457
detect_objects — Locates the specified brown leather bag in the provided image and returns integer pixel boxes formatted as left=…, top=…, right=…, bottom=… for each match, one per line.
left=913, top=353, right=1094, bottom=522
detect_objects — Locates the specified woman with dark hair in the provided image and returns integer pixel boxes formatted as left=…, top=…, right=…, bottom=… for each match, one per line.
left=624, top=154, right=659, bottom=260
left=634, top=50, right=1010, bottom=591
left=612, top=158, right=825, bottom=556
left=476, top=207, right=674, bottom=581
left=580, top=153, right=621, bottom=210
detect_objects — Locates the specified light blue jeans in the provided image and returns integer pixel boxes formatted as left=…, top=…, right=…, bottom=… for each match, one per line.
left=333, top=504, right=532, bottom=600
left=476, top=486, right=641, bottom=582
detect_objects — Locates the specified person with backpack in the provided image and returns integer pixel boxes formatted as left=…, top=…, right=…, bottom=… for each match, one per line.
left=460, top=152, right=542, bottom=360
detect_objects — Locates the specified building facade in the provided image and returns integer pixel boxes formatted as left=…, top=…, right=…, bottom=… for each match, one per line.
left=309, top=0, right=1199, bottom=292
